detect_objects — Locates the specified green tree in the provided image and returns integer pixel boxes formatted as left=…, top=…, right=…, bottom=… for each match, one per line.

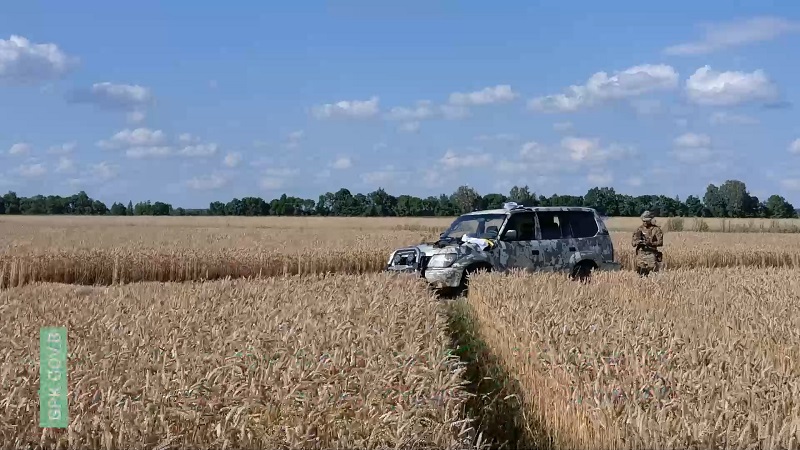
left=481, top=193, right=507, bottom=210
left=4, top=191, right=21, bottom=214
left=508, top=185, right=535, bottom=205
left=209, top=201, right=226, bottom=215
left=717, top=180, right=757, bottom=218
left=765, top=195, right=796, bottom=218
left=684, top=195, right=703, bottom=216
left=583, top=187, right=619, bottom=215
left=450, top=185, right=481, bottom=214
left=703, top=184, right=726, bottom=217
left=151, top=201, right=171, bottom=216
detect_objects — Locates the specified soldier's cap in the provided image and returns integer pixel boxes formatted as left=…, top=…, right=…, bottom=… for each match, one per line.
left=640, top=210, right=655, bottom=222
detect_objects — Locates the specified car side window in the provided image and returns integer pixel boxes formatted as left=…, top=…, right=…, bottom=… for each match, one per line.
left=536, top=211, right=570, bottom=239
left=566, top=211, right=599, bottom=238
left=503, top=212, right=536, bottom=241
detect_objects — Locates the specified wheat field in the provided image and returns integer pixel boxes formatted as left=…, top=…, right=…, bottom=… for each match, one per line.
left=466, top=268, right=800, bottom=450
left=0, top=274, right=481, bottom=449
left=2, top=215, right=800, bottom=449
left=2, top=216, right=800, bottom=288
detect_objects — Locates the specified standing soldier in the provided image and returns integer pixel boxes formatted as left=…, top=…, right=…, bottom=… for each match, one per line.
left=631, top=210, right=663, bottom=276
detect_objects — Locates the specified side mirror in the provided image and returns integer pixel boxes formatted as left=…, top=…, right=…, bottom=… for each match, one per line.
left=502, top=230, right=517, bottom=241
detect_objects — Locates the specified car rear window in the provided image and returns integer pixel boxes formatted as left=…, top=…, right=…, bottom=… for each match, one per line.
left=566, top=211, right=599, bottom=238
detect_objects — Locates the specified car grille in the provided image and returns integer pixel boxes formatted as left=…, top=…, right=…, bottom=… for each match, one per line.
left=421, top=255, right=431, bottom=270
left=387, top=248, right=430, bottom=278
left=389, top=248, right=420, bottom=268
left=389, top=247, right=422, bottom=270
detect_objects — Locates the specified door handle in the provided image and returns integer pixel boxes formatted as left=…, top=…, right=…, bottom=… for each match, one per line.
left=532, top=250, right=539, bottom=255
left=568, top=247, right=576, bottom=252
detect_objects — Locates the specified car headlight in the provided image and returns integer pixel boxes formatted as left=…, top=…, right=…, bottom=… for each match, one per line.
left=428, top=253, right=458, bottom=268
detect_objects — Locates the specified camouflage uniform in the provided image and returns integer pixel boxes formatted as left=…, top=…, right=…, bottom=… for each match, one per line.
left=631, top=211, right=663, bottom=276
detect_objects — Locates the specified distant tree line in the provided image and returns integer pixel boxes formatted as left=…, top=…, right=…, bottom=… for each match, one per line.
left=0, top=179, right=796, bottom=219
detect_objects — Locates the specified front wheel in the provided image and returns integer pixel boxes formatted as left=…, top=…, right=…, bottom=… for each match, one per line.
left=456, top=265, right=490, bottom=296
left=570, top=262, right=593, bottom=283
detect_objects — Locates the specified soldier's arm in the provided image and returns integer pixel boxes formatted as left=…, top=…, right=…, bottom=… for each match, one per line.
left=631, top=229, right=642, bottom=247
left=652, top=227, right=664, bottom=247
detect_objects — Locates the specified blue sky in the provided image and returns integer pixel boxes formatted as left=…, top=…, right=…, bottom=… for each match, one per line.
left=1, top=1, right=799, bottom=208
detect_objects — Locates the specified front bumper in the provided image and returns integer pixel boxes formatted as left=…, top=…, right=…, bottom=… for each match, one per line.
left=385, top=247, right=463, bottom=288
left=385, top=265, right=463, bottom=289
left=423, top=267, right=463, bottom=288
left=385, top=247, right=423, bottom=275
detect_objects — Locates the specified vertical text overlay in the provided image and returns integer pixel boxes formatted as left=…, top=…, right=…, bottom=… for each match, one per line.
left=39, top=327, right=68, bottom=428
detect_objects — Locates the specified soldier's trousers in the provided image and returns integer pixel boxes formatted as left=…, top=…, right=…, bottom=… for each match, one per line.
left=635, top=249, right=661, bottom=276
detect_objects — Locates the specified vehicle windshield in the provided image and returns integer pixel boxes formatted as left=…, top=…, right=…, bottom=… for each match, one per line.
left=441, top=213, right=506, bottom=240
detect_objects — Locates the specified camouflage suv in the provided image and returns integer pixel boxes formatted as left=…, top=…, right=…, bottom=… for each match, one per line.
left=385, top=203, right=621, bottom=291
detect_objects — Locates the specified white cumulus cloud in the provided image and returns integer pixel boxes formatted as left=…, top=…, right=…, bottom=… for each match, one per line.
left=664, top=16, right=800, bottom=56
left=284, top=130, right=304, bottom=148
left=440, top=104, right=470, bottom=120
left=331, top=156, right=352, bottom=170
left=98, top=128, right=166, bottom=149
left=560, top=137, right=636, bottom=163
left=398, top=121, right=420, bottom=133
left=499, top=137, right=634, bottom=177
left=789, top=139, right=800, bottom=155
left=0, top=35, right=76, bottom=85
left=90, top=161, right=117, bottom=181
left=672, top=132, right=713, bottom=163
left=561, top=137, right=598, bottom=162
left=387, top=100, right=436, bottom=121
left=685, top=66, right=778, bottom=106
left=528, top=64, right=679, bottom=113
left=47, top=142, right=77, bottom=155
left=9, top=143, right=31, bottom=155
left=709, top=111, right=759, bottom=125
left=553, top=121, right=573, bottom=132
left=126, top=111, right=146, bottom=124
left=223, top=152, right=242, bottom=168
left=98, top=128, right=219, bottom=160
left=439, top=149, right=491, bottom=169
left=55, top=157, right=75, bottom=173
left=187, top=174, right=227, bottom=190
left=126, top=146, right=172, bottom=159
left=67, top=161, right=118, bottom=187
left=448, top=85, right=518, bottom=106
left=258, top=167, right=299, bottom=191
left=626, top=176, right=643, bottom=187
left=780, top=179, right=800, bottom=191
left=312, top=96, right=379, bottom=119
left=16, top=163, right=46, bottom=178
left=360, top=170, right=396, bottom=186
left=674, top=132, right=712, bottom=148
left=179, top=143, right=218, bottom=157
left=259, top=177, right=286, bottom=190
left=475, top=133, right=517, bottom=142
left=587, top=169, right=613, bottom=186
left=68, top=82, right=153, bottom=110
left=178, top=133, right=197, bottom=144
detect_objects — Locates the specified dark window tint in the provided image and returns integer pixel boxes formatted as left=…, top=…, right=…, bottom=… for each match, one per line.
left=566, top=211, right=599, bottom=238
left=503, top=212, right=536, bottom=241
left=535, top=211, right=565, bottom=239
